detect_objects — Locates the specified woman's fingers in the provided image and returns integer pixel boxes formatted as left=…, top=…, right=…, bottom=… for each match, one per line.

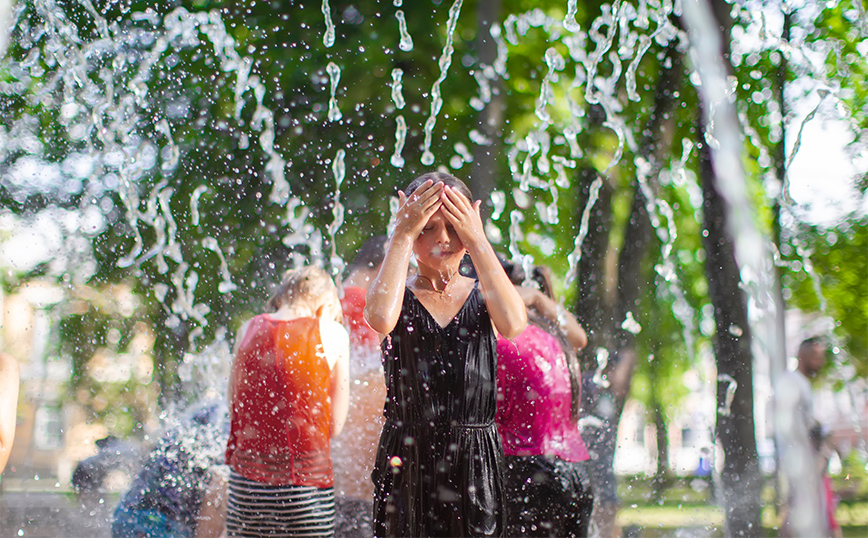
left=439, top=186, right=468, bottom=219
left=395, top=181, right=446, bottom=237
left=417, top=182, right=443, bottom=208
left=442, top=185, right=471, bottom=209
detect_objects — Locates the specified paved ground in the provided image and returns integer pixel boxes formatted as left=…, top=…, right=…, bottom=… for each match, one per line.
left=0, top=490, right=116, bottom=538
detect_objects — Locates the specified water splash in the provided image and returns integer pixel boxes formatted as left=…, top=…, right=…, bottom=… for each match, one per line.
left=507, top=209, right=525, bottom=262
left=390, top=68, right=406, bottom=109
left=327, top=149, right=347, bottom=275
left=717, top=374, right=738, bottom=417
left=635, top=154, right=697, bottom=360
left=535, top=47, right=565, bottom=125
left=327, top=61, right=342, bottom=122
left=621, top=312, right=642, bottom=335
left=564, top=176, right=603, bottom=287
left=592, top=348, right=611, bottom=389
left=564, top=0, right=580, bottom=32
left=391, top=116, right=407, bottom=168
left=201, top=237, right=237, bottom=294
left=190, top=185, right=209, bottom=228
left=321, top=0, right=335, bottom=48
left=395, top=10, right=414, bottom=52
left=282, top=197, right=324, bottom=266
left=420, top=0, right=464, bottom=166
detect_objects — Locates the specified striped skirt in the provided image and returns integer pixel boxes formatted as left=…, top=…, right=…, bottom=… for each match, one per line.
left=226, top=470, right=336, bottom=537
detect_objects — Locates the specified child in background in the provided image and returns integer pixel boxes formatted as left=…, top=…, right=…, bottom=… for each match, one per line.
left=224, top=266, right=350, bottom=537
left=332, top=235, right=388, bottom=537
left=112, top=401, right=229, bottom=538
left=364, top=172, right=526, bottom=537
left=496, top=261, right=594, bottom=537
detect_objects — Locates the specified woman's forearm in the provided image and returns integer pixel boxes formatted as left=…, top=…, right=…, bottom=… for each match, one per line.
left=466, top=239, right=526, bottom=339
left=364, top=233, right=414, bottom=335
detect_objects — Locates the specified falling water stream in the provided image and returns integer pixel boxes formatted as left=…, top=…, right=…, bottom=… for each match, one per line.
left=0, top=0, right=863, bottom=536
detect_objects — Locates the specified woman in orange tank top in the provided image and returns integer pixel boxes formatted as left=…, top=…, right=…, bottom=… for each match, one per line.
left=224, top=266, right=350, bottom=537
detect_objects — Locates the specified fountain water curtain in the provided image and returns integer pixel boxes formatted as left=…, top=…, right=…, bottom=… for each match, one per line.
left=1, top=0, right=856, bottom=411
left=4, top=2, right=865, bottom=536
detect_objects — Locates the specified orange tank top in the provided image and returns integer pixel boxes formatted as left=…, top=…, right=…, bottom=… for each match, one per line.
left=225, top=314, right=334, bottom=487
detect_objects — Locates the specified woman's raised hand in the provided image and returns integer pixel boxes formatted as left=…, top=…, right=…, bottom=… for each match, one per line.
left=440, top=185, right=485, bottom=250
left=394, top=180, right=443, bottom=239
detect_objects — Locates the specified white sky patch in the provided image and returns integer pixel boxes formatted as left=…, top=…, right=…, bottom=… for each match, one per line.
left=786, top=89, right=868, bottom=226
left=730, top=1, right=868, bottom=226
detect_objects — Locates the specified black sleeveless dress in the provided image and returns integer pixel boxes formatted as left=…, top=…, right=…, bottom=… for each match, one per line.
left=372, top=283, right=506, bottom=537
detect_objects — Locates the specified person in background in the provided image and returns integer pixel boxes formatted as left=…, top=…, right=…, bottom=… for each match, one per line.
left=112, top=401, right=229, bottom=538
left=774, top=336, right=830, bottom=538
left=496, top=260, right=594, bottom=537
left=364, top=172, right=526, bottom=537
left=579, top=346, right=636, bottom=538
left=224, top=266, right=350, bottom=537
left=0, top=352, right=19, bottom=476
left=332, top=235, right=388, bottom=537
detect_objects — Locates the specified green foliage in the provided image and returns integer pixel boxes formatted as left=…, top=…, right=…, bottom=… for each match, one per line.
left=54, top=280, right=157, bottom=437
left=0, top=0, right=864, bottom=411
left=782, top=215, right=868, bottom=377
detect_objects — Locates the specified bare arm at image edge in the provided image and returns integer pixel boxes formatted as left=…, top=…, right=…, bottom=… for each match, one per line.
left=0, top=352, right=20, bottom=474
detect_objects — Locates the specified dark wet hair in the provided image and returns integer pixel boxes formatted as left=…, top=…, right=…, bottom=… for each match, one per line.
left=404, top=171, right=472, bottom=200
left=798, top=337, right=826, bottom=356
left=266, top=265, right=338, bottom=312
left=500, top=258, right=582, bottom=421
left=346, top=235, right=388, bottom=274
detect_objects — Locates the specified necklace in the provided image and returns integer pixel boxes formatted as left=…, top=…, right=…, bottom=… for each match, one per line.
left=416, top=271, right=455, bottom=295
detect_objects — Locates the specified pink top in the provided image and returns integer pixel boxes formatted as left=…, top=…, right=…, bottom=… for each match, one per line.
left=495, top=324, right=590, bottom=462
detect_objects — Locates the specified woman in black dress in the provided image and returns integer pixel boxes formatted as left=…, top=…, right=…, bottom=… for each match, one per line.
left=364, top=172, right=527, bottom=537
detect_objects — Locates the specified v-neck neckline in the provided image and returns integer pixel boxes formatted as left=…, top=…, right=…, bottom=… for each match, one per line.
left=407, top=281, right=477, bottom=330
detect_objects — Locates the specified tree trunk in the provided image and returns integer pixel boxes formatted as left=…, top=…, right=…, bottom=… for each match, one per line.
left=575, top=38, right=683, bottom=536
left=650, top=349, right=671, bottom=500
left=470, top=0, right=502, bottom=220
left=574, top=166, right=614, bottom=352
left=699, top=134, right=764, bottom=537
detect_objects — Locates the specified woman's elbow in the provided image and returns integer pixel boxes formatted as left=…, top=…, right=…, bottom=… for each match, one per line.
left=364, top=307, right=393, bottom=335
left=500, top=312, right=528, bottom=340
left=574, top=329, right=588, bottom=351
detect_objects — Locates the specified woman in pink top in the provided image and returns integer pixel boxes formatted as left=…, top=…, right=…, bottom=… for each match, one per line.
left=495, top=261, right=594, bottom=537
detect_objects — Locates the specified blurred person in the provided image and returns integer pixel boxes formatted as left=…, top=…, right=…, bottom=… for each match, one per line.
left=332, top=235, right=388, bottom=537
left=774, top=337, right=829, bottom=537
left=112, top=401, right=229, bottom=538
left=224, top=266, right=350, bottom=537
left=495, top=260, right=594, bottom=537
left=819, top=433, right=843, bottom=538
left=72, top=435, right=143, bottom=495
left=0, top=352, right=19, bottom=476
left=580, top=346, right=637, bottom=538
